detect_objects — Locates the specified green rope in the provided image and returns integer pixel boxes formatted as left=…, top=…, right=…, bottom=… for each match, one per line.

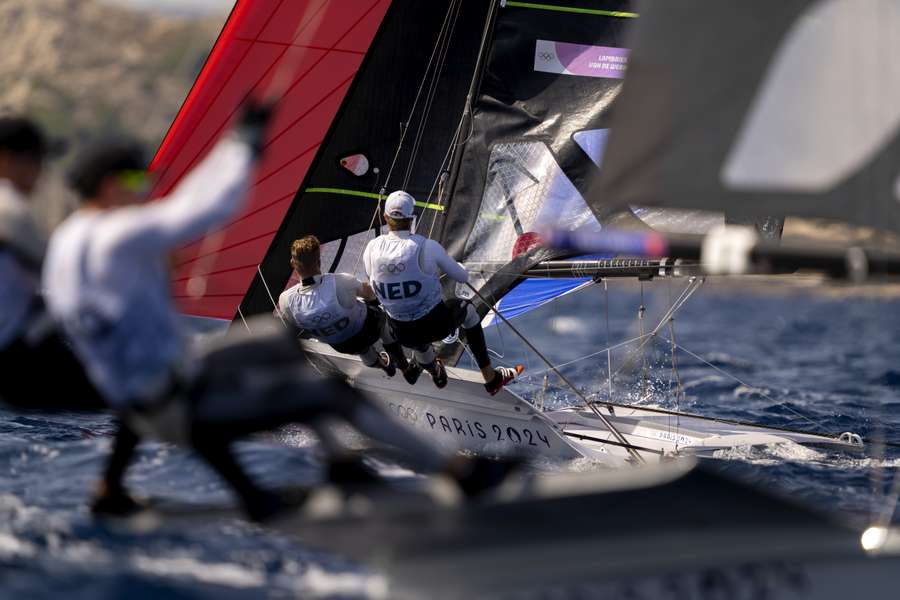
left=504, top=1, right=638, bottom=18
left=304, top=187, right=445, bottom=212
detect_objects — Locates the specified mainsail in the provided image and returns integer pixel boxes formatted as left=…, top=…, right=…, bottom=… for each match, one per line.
left=591, top=0, right=900, bottom=235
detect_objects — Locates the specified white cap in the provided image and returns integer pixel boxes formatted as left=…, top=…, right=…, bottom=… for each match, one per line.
left=384, top=190, right=416, bottom=219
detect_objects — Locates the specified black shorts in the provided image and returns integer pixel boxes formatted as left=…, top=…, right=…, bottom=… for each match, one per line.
left=389, top=299, right=469, bottom=349
left=0, top=331, right=107, bottom=411
left=330, top=306, right=384, bottom=355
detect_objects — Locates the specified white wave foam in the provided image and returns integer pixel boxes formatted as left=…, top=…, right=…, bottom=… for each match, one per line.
left=548, top=316, right=588, bottom=336
left=733, top=384, right=771, bottom=399
left=828, top=456, right=900, bottom=471
left=0, top=532, right=36, bottom=559
left=703, top=352, right=753, bottom=369
left=132, top=555, right=265, bottom=588
left=713, top=441, right=826, bottom=465
left=292, top=565, right=388, bottom=599
left=682, top=374, right=728, bottom=390
left=713, top=442, right=900, bottom=471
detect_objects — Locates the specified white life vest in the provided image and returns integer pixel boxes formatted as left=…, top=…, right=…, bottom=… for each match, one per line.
left=284, top=274, right=367, bottom=344
left=367, top=234, right=442, bottom=321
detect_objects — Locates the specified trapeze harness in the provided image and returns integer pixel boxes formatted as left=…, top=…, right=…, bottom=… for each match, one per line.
left=284, top=274, right=367, bottom=344
left=368, top=233, right=443, bottom=322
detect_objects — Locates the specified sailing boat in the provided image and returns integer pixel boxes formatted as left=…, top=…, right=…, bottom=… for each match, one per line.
left=135, top=0, right=900, bottom=596
left=148, top=0, right=868, bottom=466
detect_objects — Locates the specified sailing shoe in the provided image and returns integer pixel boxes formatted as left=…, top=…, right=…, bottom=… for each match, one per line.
left=454, top=456, right=524, bottom=498
left=378, top=351, right=397, bottom=377
left=424, top=358, right=448, bottom=389
left=484, top=364, right=525, bottom=396
left=401, top=358, right=423, bottom=386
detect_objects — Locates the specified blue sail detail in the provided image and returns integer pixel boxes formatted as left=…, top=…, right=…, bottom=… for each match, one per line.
left=484, top=277, right=590, bottom=326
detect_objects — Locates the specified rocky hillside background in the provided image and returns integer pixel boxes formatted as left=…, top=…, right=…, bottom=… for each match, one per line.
left=0, top=0, right=226, bottom=226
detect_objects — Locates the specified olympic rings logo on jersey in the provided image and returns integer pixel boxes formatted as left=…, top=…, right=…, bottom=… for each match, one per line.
left=308, top=312, right=336, bottom=324
left=377, top=262, right=406, bottom=274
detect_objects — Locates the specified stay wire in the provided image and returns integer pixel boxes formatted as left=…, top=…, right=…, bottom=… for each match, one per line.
left=402, top=0, right=462, bottom=190
left=463, top=281, right=646, bottom=463
left=424, top=0, right=498, bottom=240
left=661, top=336, right=828, bottom=434
left=382, top=0, right=459, bottom=192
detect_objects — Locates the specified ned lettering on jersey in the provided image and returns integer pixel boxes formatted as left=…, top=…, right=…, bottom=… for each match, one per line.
left=0, top=115, right=105, bottom=411
left=279, top=235, right=422, bottom=384
left=363, top=191, right=524, bottom=395
left=43, top=106, right=517, bottom=520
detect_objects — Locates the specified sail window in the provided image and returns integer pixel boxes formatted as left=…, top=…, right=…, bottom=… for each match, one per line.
left=339, top=154, right=370, bottom=177
left=463, top=141, right=600, bottom=269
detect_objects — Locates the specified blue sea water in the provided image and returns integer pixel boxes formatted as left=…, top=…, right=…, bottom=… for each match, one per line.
left=1, top=279, right=899, bottom=598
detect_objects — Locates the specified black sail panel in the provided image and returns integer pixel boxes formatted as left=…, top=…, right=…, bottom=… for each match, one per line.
left=592, top=0, right=900, bottom=235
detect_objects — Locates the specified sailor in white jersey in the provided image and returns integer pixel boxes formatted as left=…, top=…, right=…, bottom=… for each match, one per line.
left=363, top=191, right=523, bottom=395
left=0, top=116, right=105, bottom=411
left=44, top=108, right=517, bottom=520
left=278, top=235, right=422, bottom=383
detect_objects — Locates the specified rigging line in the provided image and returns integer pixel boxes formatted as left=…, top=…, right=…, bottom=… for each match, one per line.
left=603, top=279, right=613, bottom=402
left=236, top=306, right=252, bottom=333
left=382, top=0, right=458, bottom=191
left=463, top=281, right=646, bottom=463
left=402, top=0, right=462, bottom=190
left=608, top=277, right=703, bottom=382
left=424, top=114, right=466, bottom=239
left=519, top=332, right=654, bottom=379
left=661, top=336, right=829, bottom=434
left=424, top=0, right=499, bottom=239
left=667, top=306, right=684, bottom=450
left=257, top=264, right=287, bottom=327
left=639, top=281, right=648, bottom=400
left=563, top=431, right=664, bottom=456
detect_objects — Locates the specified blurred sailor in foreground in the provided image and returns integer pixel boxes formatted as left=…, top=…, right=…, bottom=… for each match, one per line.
left=43, top=107, right=515, bottom=520
left=279, top=234, right=421, bottom=383
left=0, top=115, right=105, bottom=411
left=363, top=191, right=523, bottom=395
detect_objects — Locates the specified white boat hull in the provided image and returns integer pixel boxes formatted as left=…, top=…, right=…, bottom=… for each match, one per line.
left=305, top=343, right=861, bottom=464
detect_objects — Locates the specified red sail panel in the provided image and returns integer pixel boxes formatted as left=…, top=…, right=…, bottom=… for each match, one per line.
left=148, top=0, right=391, bottom=319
